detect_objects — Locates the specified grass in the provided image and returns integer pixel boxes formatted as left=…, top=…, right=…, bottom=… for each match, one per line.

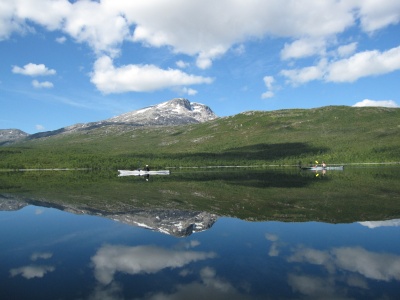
left=1, top=106, right=399, bottom=169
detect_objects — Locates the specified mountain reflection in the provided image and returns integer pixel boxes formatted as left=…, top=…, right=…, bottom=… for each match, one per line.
left=0, top=195, right=218, bottom=237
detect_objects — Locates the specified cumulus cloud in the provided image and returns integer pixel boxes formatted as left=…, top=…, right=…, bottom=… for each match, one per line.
left=32, top=80, right=54, bottom=89
left=91, top=244, right=216, bottom=285
left=35, top=125, right=45, bottom=131
left=1, top=0, right=400, bottom=91
left=1, top=1, right=397, bottom=66
left=327, top=46, right=400, bottom=82
left=176, top=60, right=190, bottom=68
left=91, top=56, right=213, bottom=94
left=12, top=63, right=56, bottom=76
left=357, top=0, right=400, bottom=32
left=336, top=42, right=358, bottom=58
left=261, top=76, right=275, bottom=99
left=281, top=38, right=326, bottom=60
left=55, top=36, right=66, bottom=44
left=281, top=45, right=400, bottom=85
left=353, top=99, right=399, bottom=108
left=281, top=59, right=327, bottom=85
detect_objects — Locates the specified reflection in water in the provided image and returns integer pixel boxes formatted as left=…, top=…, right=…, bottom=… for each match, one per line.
left=9, top=251, right=56, bottom=280
left=359, top=219, right=400, bottom=228
left=1, top=168, right=400, bottom=299
left=92, top=244, right=216, bottom=285
left=286, top=246, right=400, bottom=298
left=0, top=204, right=399, bottom=299
left=10, top=265, right=55, bottom=279
left=0, top=195, right=218, bottom=237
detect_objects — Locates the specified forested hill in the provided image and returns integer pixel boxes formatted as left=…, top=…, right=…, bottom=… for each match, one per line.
left=1, top=106, right=399, bottom=169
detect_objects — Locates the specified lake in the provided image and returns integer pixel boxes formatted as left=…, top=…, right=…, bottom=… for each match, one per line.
left=1, top=166, right=399, bottom=299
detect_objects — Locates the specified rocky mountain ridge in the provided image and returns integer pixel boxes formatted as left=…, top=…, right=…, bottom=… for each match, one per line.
left=0, top=129, right=29, bottom=145
left=1, top=98, right=217, bottom=143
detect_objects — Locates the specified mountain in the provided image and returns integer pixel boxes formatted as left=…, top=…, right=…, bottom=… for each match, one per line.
left=108, top=98, right=217, bottom=125
left=27, top=98, right=218, bottom=140
left=0, top=129, right=29, bottom=145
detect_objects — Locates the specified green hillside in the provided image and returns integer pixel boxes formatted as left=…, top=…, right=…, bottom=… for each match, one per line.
left=1, top=106, right=400, bottom=169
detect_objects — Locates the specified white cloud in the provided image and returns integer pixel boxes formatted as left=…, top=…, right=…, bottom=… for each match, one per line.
left=91, top=56, right=213, bottom=94
left=181, top=87, right=198, bottom=96
left=281, top=59, right=327, bottom=85
left=281, top=45, right=400, bottom=84
left=32, top=80, right=54, bottom=89
left=336, top=42, right=357, bottom=58
left=261, top=75, right=275, bottom=99
left=55, top=36, right=66, bottom=43
left=1, top=0, right=399, bottom=80
left=12, top=63, right=56, bottom=76
left=35, top=124, right=45, bottom=131
left=353, top=99, right=399, bottom=108
left=0, top=0, right=363, bottom=66
left=326, top=46, right=400, bottom=82
left=63, top=0, right=129, bottom=56
left=176, top=60, right=189, bottom=68
left=281, top=38, right=326, bottom=60
left=91, top=244, right=216, bottom=285
left=357, top=0, right=400, bottom=32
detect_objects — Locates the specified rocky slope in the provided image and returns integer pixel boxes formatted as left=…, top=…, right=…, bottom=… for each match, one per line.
left=108, top=98, right=217, bottom=125
left=26, top=98, right=218, bottom=140
left=0, top=129, right=29, bottom=145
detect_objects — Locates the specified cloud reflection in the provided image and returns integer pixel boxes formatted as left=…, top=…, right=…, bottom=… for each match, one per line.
left=10, top=251, right=55, bottom=279
left=10, top=265, right=55, bottom=279
left=91, top=244, right=216, bottom=285
left=289, top=246, right=400, bottom=282
left=137, top=267, right=250, bottom=300
left=265, top=232, right=281, bottom=257
left=359, top=219, right=400, bottom=228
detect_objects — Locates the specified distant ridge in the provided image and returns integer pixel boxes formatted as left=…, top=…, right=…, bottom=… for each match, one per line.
left=0, top=129, right=29, bottom=145
left=22, top=98, right=218, bottom=140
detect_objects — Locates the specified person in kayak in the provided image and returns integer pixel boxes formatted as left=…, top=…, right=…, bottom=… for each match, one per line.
left=322, top=161, right=327, bottom=168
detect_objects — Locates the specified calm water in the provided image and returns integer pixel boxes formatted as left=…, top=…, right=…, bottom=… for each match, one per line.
left=1, top=167, right=400, bottom=299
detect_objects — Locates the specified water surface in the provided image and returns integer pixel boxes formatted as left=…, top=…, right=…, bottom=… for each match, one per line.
left=1, top=167, right=399, bottom=299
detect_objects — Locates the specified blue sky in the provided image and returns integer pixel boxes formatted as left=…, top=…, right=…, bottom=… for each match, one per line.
left=1, top=0, right=399, bottom=134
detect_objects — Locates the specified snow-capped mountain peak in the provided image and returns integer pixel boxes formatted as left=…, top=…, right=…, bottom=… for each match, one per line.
left=107, top=98, right=217, bottom=125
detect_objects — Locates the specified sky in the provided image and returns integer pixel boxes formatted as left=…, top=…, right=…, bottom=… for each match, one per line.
left=1, top=0, right=399, bottom=134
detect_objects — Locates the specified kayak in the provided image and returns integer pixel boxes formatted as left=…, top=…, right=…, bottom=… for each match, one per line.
left=301, top=166, right=344, bottom=171
left=118, top=170, right=170, bottom=176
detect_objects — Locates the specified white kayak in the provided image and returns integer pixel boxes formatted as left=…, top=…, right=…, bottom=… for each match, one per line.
left=118, top=169, right=170, bottom=176
left=301, top=166, right=344, bottom=171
